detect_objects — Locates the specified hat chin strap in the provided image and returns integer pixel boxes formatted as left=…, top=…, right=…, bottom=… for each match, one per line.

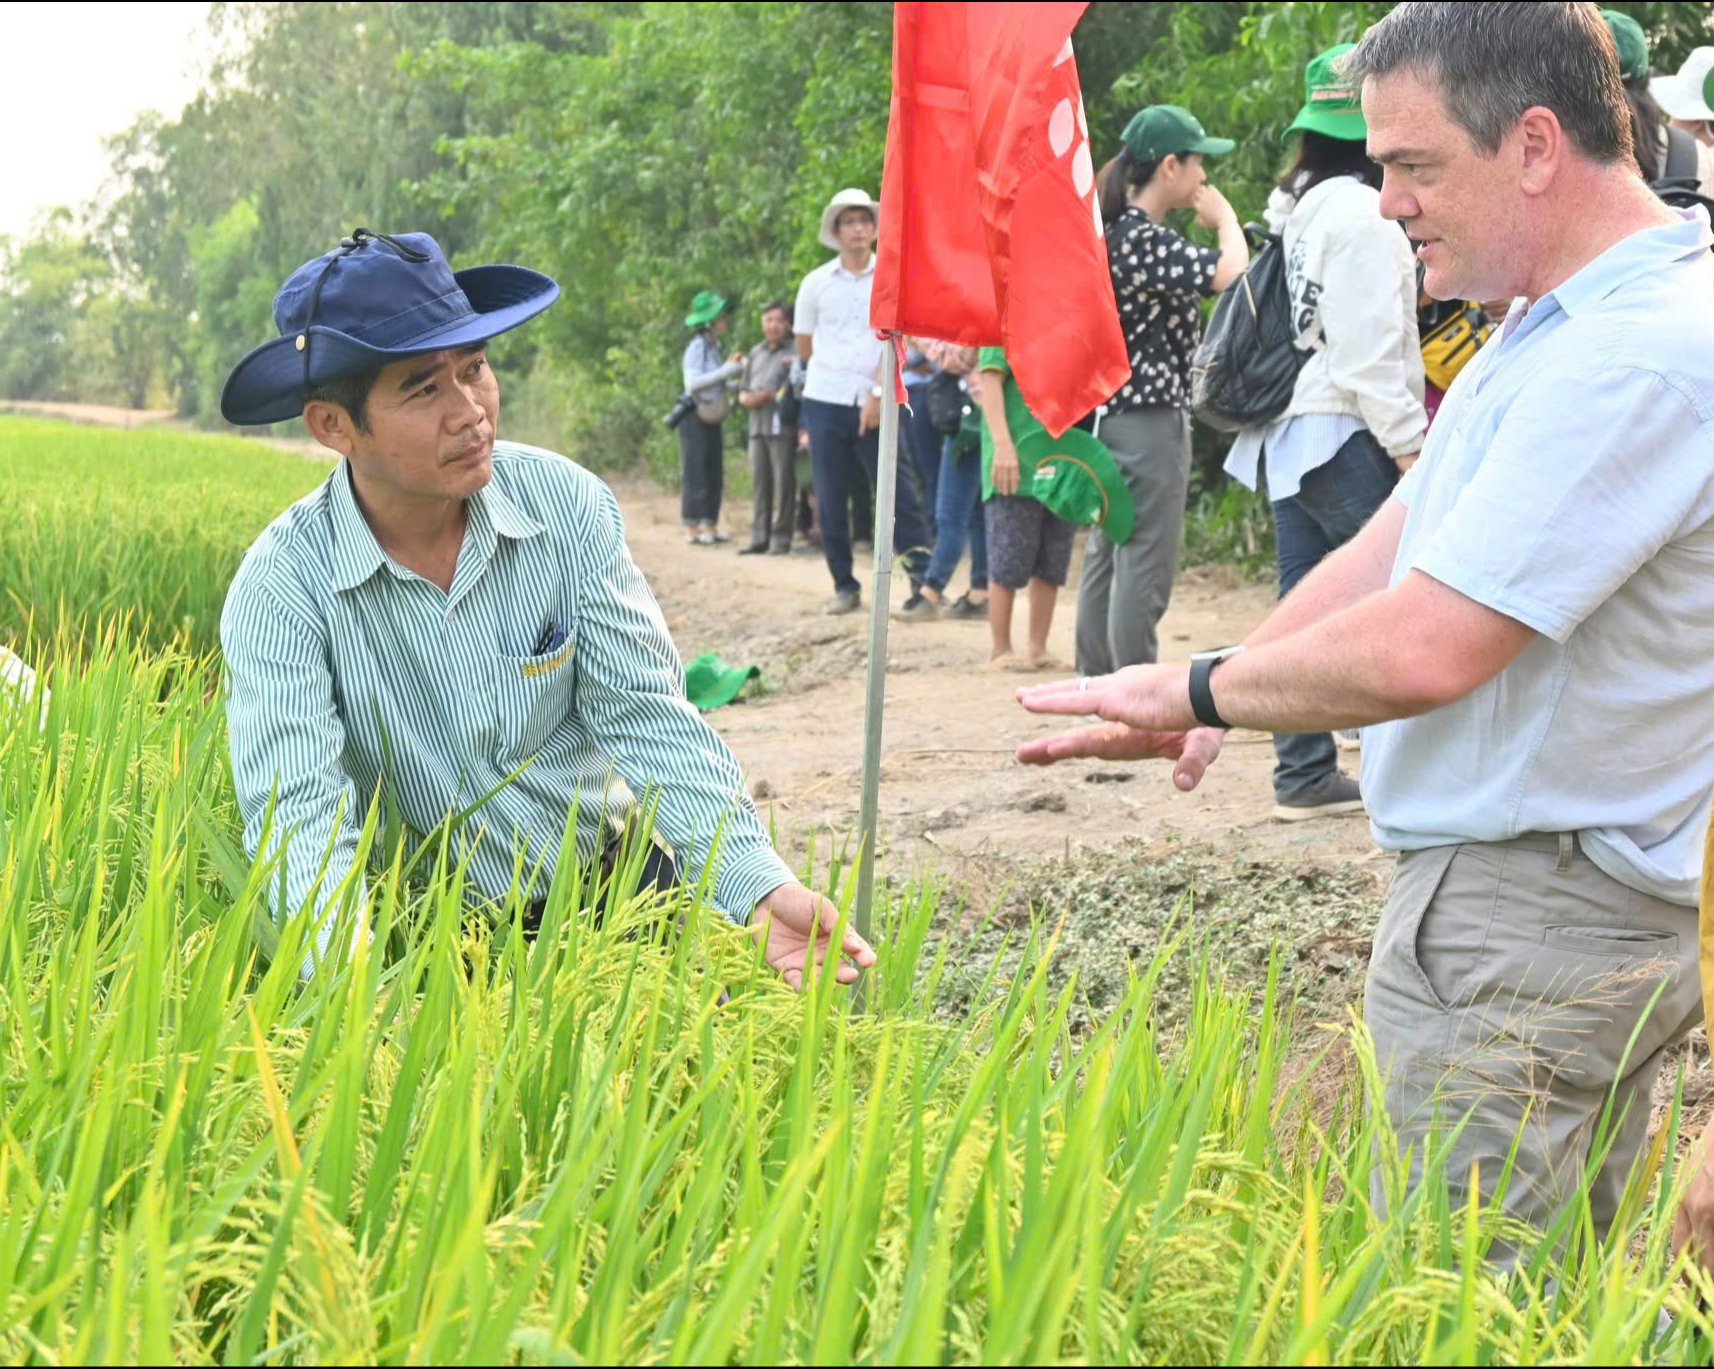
left=298, top=228, right=432, bottom=399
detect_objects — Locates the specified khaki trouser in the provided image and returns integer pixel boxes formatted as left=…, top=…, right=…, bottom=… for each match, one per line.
left=748, top=432, right=796, bottom=550
left=1365, top=832, right=1701, bottom=1246
left=1699, top=808, right=1714, bottom=1030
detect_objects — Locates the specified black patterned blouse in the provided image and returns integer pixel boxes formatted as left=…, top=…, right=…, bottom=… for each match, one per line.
left=1104, top=205, right=1222, bottom=413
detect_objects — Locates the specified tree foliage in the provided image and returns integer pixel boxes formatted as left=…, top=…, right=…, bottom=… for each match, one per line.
left=1, top=0, right=1709, bottom=462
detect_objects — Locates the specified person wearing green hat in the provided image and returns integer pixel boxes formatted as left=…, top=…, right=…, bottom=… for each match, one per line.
left=680, top=288, right=744, bottom=546
left=1077, top=104, right=1249, bottom=684
left=1222, top=42, right=1427, bottom=822
left=1601, top=12, right=1714, bottom=194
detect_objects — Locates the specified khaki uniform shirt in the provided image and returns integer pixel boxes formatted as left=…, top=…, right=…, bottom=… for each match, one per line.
left=742, top=340, right=796, bottom=438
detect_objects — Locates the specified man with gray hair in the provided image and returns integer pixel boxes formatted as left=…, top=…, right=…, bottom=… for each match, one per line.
left=1014, top=0, right=1714, bottom=1255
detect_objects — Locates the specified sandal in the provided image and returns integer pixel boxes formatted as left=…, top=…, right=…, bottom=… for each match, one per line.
left=987, top=653, right=1032, bottom=672
left=1030, top=653, right=1073, bottom=673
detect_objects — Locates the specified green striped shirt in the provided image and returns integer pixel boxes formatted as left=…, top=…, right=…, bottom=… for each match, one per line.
left=220, top=442, right=792, bottom=966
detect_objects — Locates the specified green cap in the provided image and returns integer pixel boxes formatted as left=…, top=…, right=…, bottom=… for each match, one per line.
left=684, top=289, right=730, bottom=328
left=1284, top=43, right=1368, bottom=142
left=1601, top=10, right=1649, bottom=82
left=1016, top=429, right=1135, bottom=546
left=1120, top=105, right=1234, bottom=164
left=683, top=652, right=760, bottom=710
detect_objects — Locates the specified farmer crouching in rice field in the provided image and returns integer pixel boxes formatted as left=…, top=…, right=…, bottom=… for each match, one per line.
left=217, top=228, right=874, bottom=991
left=1015, top=1, right=1714, bottom=1259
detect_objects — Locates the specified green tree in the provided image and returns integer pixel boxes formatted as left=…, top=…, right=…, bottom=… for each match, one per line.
left=0, top=212, right=112, bottom=401
left=75, top=0, right=1714, bottom=469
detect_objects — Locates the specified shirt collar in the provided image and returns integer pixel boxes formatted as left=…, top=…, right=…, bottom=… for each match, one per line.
left=831, top=254, right=876, bottom=280
left=1545, top=210, right=1712, bottom=319
left=478, top=469, right=546, bottom=540
left=328, top=455, right=545, bottom=592
left=329, top=460, right=388, bottom=591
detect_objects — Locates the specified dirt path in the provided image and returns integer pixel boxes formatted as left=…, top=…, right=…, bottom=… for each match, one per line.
left=608, top=474, right=1384, bottom=907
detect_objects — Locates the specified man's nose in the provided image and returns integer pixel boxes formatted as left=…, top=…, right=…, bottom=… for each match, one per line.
left=1378, top=170, right=1418, bottom=224
left=446, top=374, right=485, bottom=428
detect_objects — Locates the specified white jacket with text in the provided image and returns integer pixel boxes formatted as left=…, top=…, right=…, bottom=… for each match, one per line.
left=1265, top=177, right=1427, bottom=456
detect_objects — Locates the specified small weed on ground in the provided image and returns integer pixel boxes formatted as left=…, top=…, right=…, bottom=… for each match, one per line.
left=934, top=835, right=1387, bottom=1036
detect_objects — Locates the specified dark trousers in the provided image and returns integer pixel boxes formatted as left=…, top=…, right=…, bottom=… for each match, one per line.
left=678, top=416, right=723, bottom=526
left=904, top=381, right=941, bottom=538
left=520, top=833, right=680, bottom=937
left=1271, top=428, right=1398, bottom=800
left=800, top=396, right=932, bottom=595
left=849, top=469, right=872, bottom=542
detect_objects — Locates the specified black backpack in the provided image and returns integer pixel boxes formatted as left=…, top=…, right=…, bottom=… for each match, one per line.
left=924, top=368, right=969, bottom=437
left=1189, top=225, right=1308, bottom=434
left=1653, top=125, right=1714, bottom=223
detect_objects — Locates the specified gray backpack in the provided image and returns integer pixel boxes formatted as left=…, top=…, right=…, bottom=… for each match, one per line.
left=1653, top=125, right=1714, bottom=225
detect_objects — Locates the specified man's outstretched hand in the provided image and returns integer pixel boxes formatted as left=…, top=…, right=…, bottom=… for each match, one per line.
left=752, top=883, right=876, bottom=991
left=1016, top=720, right=1226, bottom=790
left=1015, top=663, right=1224, bottom=791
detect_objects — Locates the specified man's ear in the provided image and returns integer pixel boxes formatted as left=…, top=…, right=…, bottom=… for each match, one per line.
left=303, top=400, right=357, bottom=458
left=1515, top=105, right=1563, bottom=196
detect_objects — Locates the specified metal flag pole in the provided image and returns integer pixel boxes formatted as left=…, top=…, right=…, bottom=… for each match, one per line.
left=853, top=349, right=901, bottom=987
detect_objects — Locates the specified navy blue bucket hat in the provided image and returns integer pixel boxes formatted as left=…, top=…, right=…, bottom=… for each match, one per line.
left=220, top=228, right=560, bottom=426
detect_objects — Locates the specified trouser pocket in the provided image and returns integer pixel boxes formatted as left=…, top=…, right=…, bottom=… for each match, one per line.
left=1367, top=844, right=1461, bottom=1015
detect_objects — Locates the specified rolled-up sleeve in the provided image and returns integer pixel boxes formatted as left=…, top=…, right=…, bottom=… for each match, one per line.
left=569, top=483, right=794, bottom=921
left=221, top=560, right=366, bottom=970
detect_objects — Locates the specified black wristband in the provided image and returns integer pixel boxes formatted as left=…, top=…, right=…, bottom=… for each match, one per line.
left=1188, top=652, right=1237, bottom=730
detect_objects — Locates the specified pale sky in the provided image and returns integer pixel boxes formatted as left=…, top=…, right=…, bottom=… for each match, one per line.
left=3, top=2, right=209, bottom=240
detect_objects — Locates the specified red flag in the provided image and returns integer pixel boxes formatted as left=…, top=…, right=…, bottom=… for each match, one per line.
left=872, top=1, right=1130, bottom=437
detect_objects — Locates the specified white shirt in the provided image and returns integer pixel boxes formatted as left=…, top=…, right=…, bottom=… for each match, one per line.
left=794, top=255, right=882, bottom=406
left=1227, top=412, right=1366, bottom=502
left=1363, top=213, right=1714, bottom=907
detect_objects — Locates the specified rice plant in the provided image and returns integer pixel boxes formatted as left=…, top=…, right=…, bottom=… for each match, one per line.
left=1, top=627, right=1712, bottom=1365
left=5, top=420, right=1714, bottom=1363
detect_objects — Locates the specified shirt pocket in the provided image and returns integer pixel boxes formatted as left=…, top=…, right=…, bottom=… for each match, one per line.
left=491, top=630, right=578, bottom=760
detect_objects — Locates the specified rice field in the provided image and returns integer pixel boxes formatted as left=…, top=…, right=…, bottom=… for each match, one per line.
left=0, top=418, right=327, bottom=657
left=2, top=415, right=1713, bottom=1364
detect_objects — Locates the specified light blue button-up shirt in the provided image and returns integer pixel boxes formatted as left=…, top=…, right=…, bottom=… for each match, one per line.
left=1362, top=212, right=1714, bottom=905
left=220, top=442, right=793, bottom=961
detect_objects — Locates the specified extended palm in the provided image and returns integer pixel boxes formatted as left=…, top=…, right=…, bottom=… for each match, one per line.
left=1012, top=661, right=1226, bottom=790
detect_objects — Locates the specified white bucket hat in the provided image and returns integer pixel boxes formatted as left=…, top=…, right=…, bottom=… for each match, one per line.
left=1650, top=46, right=1714, bottom=122
left=818, top=187, right=880, bottom=251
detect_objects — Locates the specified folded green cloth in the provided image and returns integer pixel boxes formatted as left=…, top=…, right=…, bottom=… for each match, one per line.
left=684, top=652, right=761, bottom=710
